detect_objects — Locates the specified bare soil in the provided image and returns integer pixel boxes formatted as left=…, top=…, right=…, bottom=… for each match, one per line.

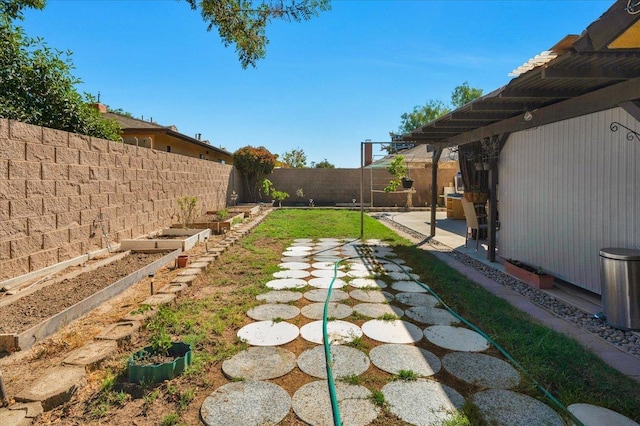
left=0, top=252, right=166, bottom=334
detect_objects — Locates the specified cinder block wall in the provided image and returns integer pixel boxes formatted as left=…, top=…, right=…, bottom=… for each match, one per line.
left=0, top=119, right=238, bottom=281
left=268, top=165, right=458, bottom=207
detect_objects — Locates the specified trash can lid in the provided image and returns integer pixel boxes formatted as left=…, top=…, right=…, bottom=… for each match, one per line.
left=599, top=248, right=640, bottom=260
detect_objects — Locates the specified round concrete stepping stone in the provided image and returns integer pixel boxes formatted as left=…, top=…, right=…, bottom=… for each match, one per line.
left=278, top=261, right=311, bottom=270
left=265, top=278, right=307, bottom=289
left=300, top=320, right=363, bottom=344
left=362, top=319, right=423, bottom=343
left=346, top=269, right=380, bottom=278
left=297, top=345, right=370, bottom=379
left=346, top=261, right=378, bottom=270
left=349, top=278, right=387, bottom=289
left=292, top=380, right=379, bottom=426
left=301, top=302, right=353, bottom=320
left=379, top=257, right=405, bottom=265
left=568, top=403, right=639, bottom=426
left=285, top=245, right=313, bottom=252
left=353, top=303, right=403, bottom=318
left=222, top=347, right=296, bottom=380
left=349, top=289, right=394, bottom=303
left=442, top=352, right=520, bottom=389
left=318, top=237, right=342, bottom=242
left=304, top=288, right=350, bottom=302
left=390, top=280, right=428, bottom=292
left=273, top=269, right=310, bottom=279
left=382, top=379, right=465, bottom=425
left=381, top=263, right=411, bottom=273
left=472, top=389, right=564, bottom=426
left=387, top=272, right=421, bottom=281
left=312, top=248, right=342, bottom=256
left=237, top=321, right=299, bottom=346
left=311, top=268, right=347, bottom=278
left=395, top=292, right=439, bottom=307
left=424, top=325, right=490, bottom=352
left=294, top=238, right=314, bottom=243
left=14, top=366, right=87, bottom=411
left=282, top=250, right=310, bottom=257
left=247, top=303, right=300, bottom=321
left=313, top=256, right=343, bottom=263
left=369, top=344, right=441, bottom=377
left=405, top=307, right=460, bottom=326
left=312, top=261, right=344, bottom=270
left=308, top=277, right=347, bottom=289
left=280, top=256, right=309, bottom=263
left=256, top=290, right=302, bottom=303
left=201, top=381, right=290, bottom=426
left=62, top=340, right=118, bottom=369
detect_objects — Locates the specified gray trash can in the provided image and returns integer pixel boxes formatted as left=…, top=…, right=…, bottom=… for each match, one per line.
left=599, top=248, right=640, bottom=330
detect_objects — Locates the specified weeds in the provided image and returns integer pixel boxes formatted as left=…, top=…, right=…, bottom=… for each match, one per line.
left=395, top=370, right=419, bottom=381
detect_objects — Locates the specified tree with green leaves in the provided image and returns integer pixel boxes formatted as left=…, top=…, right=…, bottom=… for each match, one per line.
left=0, top=0, right=121, bottom=140
left=233, top=145, right=277, bottom=201
left=185, top=0, right=331, bottom=68
left=451, top=81, right=483, bottom=108
left=395, top=82, right=483, bottom=135
left=312, top=159, right=334, bottom=168
left=280, top=147, right=307, bottom=168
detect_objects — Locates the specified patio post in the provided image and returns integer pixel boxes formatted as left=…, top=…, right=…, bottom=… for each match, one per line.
left=430, top=148, right=442, bottom=237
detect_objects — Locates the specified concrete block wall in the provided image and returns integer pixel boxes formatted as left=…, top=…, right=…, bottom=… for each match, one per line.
left=0, top=119, right=238, bottom=282
left=269, top=165, right=458, bottom=207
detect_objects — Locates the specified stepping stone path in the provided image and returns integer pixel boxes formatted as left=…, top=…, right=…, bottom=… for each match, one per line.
left=196, top=238, right=617, bottom=425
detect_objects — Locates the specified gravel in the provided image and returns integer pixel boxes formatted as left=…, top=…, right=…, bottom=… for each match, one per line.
left=376, top=215, right=640, bottom=360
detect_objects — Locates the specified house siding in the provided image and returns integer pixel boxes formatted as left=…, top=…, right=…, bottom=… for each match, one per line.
left=499, top=107, right=640, bottom=294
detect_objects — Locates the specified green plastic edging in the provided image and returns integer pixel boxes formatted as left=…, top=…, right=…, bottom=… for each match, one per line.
left=128, top=342, right=192, bottom=384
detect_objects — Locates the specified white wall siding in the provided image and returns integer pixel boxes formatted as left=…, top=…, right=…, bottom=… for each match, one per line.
left=499, top=107, right=640, bottom=294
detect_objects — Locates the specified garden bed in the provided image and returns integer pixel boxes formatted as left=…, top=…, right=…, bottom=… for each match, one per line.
left=0, top=251, right=178, bottom=353
left=120, top=228, right=211, bottom=252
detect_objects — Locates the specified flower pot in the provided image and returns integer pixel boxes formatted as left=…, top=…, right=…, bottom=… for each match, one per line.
left=401, top=177, right=414, bottom=189
left=176, top=255, right=189, bottom=268
left=505, top=260, right=554, bottom=289
left=463, top=192, right=489, bottom=203
left=128, top=342, right=192, bottom=384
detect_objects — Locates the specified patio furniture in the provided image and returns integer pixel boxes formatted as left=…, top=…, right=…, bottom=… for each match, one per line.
left=461, top=198, right=488, bottom=251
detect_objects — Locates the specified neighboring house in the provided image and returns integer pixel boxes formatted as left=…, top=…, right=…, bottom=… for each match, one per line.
left=97, top=104, right=233, bottom=164
left=402, top=0, right=640, bottom=295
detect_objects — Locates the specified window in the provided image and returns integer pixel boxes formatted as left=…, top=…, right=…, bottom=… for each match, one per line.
left=166, top=146, right=171, bottom=152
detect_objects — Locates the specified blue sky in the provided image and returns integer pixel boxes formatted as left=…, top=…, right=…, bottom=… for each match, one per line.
left=22, top=0, right=611, bottom=168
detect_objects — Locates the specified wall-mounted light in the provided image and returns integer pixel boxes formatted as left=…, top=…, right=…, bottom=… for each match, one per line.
left=523, top=111, right=533, bottom=122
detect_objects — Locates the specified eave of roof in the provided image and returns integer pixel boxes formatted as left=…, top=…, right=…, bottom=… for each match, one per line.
left=401, top=0, right=640, bottom=147
left=120, top=127, right=232, bottom=156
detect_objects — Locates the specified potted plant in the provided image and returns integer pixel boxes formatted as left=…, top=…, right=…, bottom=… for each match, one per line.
left=261, top=179, right=289, bottom=207
left=385, top=155, right=411, bottom=192
left=505, top=259, right=555, bottom=289
left=127, top=329, right=192, bottom=384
